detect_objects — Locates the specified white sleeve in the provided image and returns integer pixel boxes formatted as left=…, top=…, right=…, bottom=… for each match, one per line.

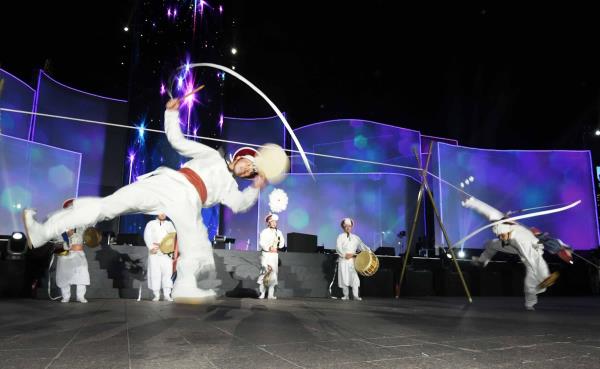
left=277, top=230, right=285, bottom=249
left=143, top=222, right=155, bottom=251
left=221, top=184, right=260, bottom=213
left=259, top=229, right=272, bottom=251
left=462, top=197, right=505, bottom=221
left=357, top=236, right=370, bottom=252
left=164, top=110, right=219, bottom=159
left=336, top=235, right=345, bottom=257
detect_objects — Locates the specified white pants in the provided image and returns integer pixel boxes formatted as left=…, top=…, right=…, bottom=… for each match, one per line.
left=148, top=254, right=173, bottom=291
left=257, top=252, right=279, bottom=287
left=56, top=251, right=90, bottom=288
left=34, top=170, right=216, bottom=299
left=61, top=285, right=86, bottom=301
left=338, top=258, right=360, bottom=297
left=479, top=239, right=550, bottom=308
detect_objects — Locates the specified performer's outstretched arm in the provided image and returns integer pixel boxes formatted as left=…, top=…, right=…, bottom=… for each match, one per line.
left=462, top=196, right=505, bottom=221
left=221, top=185, right=260, bottom=213
left=164, top=109, right=218, bottom=159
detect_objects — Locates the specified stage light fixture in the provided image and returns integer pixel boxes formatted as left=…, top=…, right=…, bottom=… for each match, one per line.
left=595, top=129, right=600, bottom=136
left=458, top=250, right=466, bottom=258
left=231, top=47, right=237, bottom=55
left=6, top=232, right=27, bottom=260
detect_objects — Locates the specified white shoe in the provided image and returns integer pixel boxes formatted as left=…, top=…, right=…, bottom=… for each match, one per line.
left=171, top=287, right=217, bottom=304
left=61, top=298, right=69, bottom=303
left=268, top=295, right=277, bottom=300
left=22, top=209, right=46, bottom=248
left=353, top=296, right=362, bottom=301
left=152, top=295, right=160, bottom=302
left=77, top=298, right=88, bottom=303
left=525, top=306, right=535, bottom=311
left=341, top=296, right=349, bottom=300
left=165, top=296, right=173, bottom=302
left=258, top=293, right=265, bottom=299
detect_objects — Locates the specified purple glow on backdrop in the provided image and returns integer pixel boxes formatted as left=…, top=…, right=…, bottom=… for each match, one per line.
left=40, top=71, right=127, bottom=102
left=31, top=71, right=128, bottom=197
left=435, top=143, right=599, bottom=250
left=291, top=118, right=421, bottom=180
left=28, top=70, right=42, bottom=141
left=0, top=68, right=35, bottom=91
left=0, top=69, right=36, bottom=139
left=0, top=134, right=81, bottom=234
left=257, top=173, right=423, bottom=252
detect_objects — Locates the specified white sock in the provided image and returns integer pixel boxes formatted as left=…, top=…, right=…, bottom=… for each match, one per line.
left=342, top=286, right=349, bottom=298
left=76, top=285, right=86, bottom=299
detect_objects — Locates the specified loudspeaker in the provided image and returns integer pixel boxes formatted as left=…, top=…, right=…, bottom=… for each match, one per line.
left=287, top=233, right=317, bottom=253
left=116, top=233, right=144, bottom=246
left=361, top=269, right=395, bottom=297
left=0, top=236, right=8, bottom=260
left=375, top=246, right=395, bottom=256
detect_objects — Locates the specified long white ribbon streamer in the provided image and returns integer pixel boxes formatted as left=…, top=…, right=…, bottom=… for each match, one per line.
left=169, top=63, right=314, bottom=178
left=452, top=200, right=581, bottom=248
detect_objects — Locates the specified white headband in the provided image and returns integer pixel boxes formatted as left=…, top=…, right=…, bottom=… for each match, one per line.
left=492, top=223, right=513, bottom=235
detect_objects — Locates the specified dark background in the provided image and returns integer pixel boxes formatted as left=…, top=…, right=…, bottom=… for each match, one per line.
left=2, top=2, right=599, bottom=151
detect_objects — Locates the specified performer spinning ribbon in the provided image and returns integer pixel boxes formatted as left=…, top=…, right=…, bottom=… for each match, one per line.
left=257, top=213, right=285, bottom=299
left=462, top=195, right=563, bottom=311
left=23, top=98, right=267, bottom=303
left=336, top=218, right=370, bottom=301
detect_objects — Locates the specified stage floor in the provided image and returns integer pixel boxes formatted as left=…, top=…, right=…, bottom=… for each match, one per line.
left=1, top=297, right=599, bottom=369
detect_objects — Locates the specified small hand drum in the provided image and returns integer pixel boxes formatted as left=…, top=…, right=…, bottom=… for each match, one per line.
left=538, top=271, right=560, bottom=289
left=255, top=143, right=289, bottom=184
left=159, top=232, right=177, bottom=254
left=83, top=227, right=102, bottom=248
left=262, top=265, right=274, bottom=287
left=354, top=251, right=379, bottom=277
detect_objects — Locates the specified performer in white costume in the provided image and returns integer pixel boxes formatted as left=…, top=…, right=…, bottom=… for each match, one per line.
left=23, top=98, right=266, bottom=302
left=336, top=218, right=370, bottom=301
left=55, top=199, right=90, bottom=303
left=257, top=213, right=285, bottom=299
left=143, top=214, right=176, bottom=301
left=462, top=196, right=553, bottom=310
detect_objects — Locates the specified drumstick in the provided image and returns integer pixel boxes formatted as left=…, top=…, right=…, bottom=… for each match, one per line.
left=179, top=84, right=205, bottom=101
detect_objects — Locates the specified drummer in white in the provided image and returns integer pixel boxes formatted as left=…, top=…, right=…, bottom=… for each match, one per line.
left=143, top=214, right=177, bottom=301
left=336, top=218, right=370, bottom=301
left=55, top=198, right=90, bottom=303
left=257, top=213, right=285, bottom=299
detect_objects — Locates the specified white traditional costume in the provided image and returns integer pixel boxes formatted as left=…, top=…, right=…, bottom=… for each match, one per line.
left=463, top=197, right=550, bottom=310
left=143, top=217, right=176, bottom=301
left=257, top=213, right=285, bottom=299
left=336, top=218, right=370, bottom=300
left=24, top=108, right=260, bottom=301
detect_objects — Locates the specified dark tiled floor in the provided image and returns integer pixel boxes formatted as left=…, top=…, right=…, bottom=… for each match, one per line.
left=0, top=296, right=599, bottom=368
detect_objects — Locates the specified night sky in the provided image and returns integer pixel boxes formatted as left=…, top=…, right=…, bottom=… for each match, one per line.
left=2, top=2, right=600, bottom=153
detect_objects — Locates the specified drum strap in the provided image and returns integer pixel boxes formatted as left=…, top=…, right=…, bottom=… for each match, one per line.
left=172, top=235, right=179, bottom=274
